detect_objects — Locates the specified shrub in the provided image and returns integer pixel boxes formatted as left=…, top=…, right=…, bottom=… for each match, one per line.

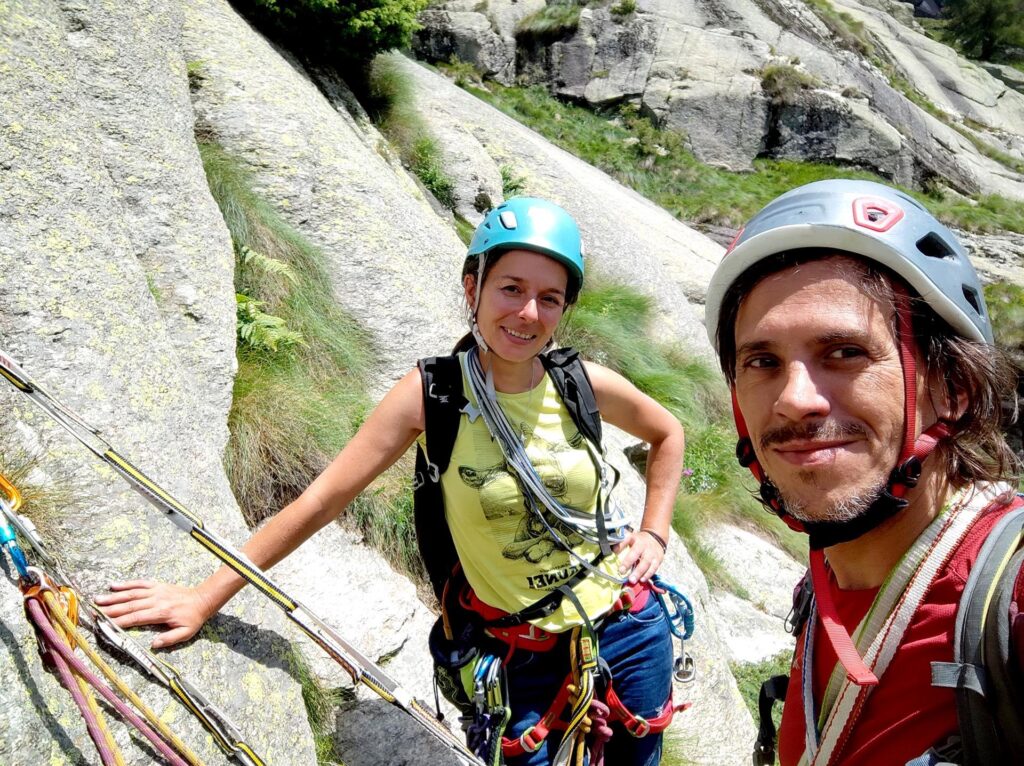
left=610, top=0, right=636, bottom=17
left=238, top=0, right=429, bottom=65
left=500, top=163, right=528, bottom=197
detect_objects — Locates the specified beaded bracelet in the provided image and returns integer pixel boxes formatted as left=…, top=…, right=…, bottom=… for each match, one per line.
left=640, top=528, right=668, bottom=552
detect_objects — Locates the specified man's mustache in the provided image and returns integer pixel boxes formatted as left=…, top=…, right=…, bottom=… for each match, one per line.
left=760, top=420, right=866, bottom=450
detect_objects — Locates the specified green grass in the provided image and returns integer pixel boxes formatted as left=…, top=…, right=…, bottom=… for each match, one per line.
left=200, top=141, right=375, bottom=526
left=559, top=280, right=807, bottom=579
left=368, top=55, right=457, bottom=209
left=0, top=432, right=81, bottom=551
left=731, top=651, right=793, bottom=731
left=464, top=81, right=1024, bottom=234
left=289, top=648, right=348, bottom=765
left=804, top=0, right=873, bottom=57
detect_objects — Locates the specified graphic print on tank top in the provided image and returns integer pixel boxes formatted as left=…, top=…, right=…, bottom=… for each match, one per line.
left=457, top=425, right=594, bottom=587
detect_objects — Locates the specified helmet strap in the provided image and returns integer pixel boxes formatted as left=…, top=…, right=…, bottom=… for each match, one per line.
left=730, top=285, right=951, bottom=548
left=470, top=254, right=490, bottom=353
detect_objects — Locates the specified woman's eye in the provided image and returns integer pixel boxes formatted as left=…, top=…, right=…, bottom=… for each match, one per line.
left=542, top=295, right=563, bottom=307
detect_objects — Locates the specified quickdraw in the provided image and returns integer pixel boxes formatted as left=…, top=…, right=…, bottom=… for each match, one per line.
left=0, top=346, right=485, bottom=766
left=0, top=471, right=266, bottom=766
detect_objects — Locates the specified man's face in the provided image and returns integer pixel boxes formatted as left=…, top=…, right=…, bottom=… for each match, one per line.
left=732, top=258, right=927, bottom=523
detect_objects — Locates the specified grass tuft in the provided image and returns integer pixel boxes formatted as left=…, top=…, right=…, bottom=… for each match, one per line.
left=368, top=55, right=458, bottom=209
left=761, top=63, right=820, bottom=104
left=288, top=648, right=348, bottom=764
left=731, top=651, right=793, bottom=730
left=517, top=1, right=583, bottom=41
left=0, top=433, right=81, bottom=549
left=200, top=141, right=375, bottom=526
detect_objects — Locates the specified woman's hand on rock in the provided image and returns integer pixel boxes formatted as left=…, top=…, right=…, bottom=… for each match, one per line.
left=94, top=580, right=214, bottom=649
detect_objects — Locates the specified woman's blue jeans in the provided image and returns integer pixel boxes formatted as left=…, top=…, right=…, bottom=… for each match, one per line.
left=502, top=593, right=674, bottom=766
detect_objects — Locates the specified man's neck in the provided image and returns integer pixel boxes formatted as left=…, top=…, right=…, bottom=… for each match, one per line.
left=825, top=467, right=955, bottom=590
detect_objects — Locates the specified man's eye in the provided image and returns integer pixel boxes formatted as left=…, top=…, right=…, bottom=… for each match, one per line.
left=828, top=346, right=864, bottom=360
left=742, top=356, right=776, bottom=370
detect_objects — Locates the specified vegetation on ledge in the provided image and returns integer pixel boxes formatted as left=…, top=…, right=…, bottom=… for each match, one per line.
left=461, top=80, right=1024, bottom=235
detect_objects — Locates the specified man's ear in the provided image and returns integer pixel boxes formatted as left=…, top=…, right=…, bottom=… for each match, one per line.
left=925, top=365, right=968, bottom=423
left=463, top=273, right=477, bottom=311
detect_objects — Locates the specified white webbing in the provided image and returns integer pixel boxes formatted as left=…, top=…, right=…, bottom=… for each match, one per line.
left=800, top=482, right=1008, bottom=766
left=463, top=348, right=628, bottom=583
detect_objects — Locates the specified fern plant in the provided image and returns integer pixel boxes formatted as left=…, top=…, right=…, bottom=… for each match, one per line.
left=236, top=293, right=306, bottom=352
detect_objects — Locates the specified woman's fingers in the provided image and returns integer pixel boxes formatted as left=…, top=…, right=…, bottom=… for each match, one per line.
left=95, top=581, right=209, bottom=649
left=154, top=625, right=199, bottom=650
left=618, top=533, right=664, bottom=584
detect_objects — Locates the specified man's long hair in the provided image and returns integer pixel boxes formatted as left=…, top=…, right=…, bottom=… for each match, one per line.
left=716, top=249, right=1021, bottom=487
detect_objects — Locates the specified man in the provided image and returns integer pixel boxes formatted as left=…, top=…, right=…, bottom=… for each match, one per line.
left=703, top=179, right=1023, bottom=766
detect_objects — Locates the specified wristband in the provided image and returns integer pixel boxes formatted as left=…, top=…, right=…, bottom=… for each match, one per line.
left=640, top=528, right=668, bottom=552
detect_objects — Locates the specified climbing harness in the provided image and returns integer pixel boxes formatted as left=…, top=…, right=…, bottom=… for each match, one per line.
left=0, top=471, right=266, bottom=766
left=0, top=346, right=486, bottom=766
left=432, top=567, right=693, bottom=765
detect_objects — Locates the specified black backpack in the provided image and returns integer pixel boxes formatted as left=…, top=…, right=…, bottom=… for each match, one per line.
left=753, top=498, right=1024, bottom=766
left=413, top=347, right=603, bottom=603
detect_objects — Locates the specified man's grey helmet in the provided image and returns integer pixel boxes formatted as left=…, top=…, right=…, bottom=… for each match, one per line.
left=705, top=179, right=993, bottom=349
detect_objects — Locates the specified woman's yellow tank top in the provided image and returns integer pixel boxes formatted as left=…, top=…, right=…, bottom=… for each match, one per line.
left=417, top=352, right=622, bottom=633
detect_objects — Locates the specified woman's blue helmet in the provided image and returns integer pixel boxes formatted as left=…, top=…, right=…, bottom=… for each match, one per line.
left=467, top=197, right=585, bottom=290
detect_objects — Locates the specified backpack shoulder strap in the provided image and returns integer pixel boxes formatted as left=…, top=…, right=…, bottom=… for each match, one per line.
left=414, top=355, right=467, bottom=600
left=931, top=496, right=1024, bottom=766
left=417, top=355, right=468, bottom=476
left=541, top=347, right=602, bottom=447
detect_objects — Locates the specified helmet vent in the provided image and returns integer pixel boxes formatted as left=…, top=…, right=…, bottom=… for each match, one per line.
left=962, top=285, right=983, bottom=316
left=499, top=211, right=518, bottom=230
left=916, top=232, right=955, bottom=260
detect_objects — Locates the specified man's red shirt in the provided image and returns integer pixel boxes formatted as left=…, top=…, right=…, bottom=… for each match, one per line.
left=778, top=494, right=1024, bottom=766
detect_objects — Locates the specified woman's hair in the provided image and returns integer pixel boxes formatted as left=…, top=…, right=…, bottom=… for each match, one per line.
left=716, top=249, right=1021, bottom=487
left=452, top=250, right=582, bottom=353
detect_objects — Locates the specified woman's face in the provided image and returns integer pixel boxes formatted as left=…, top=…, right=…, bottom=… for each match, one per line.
left=465, top=249, right=570, bottom=363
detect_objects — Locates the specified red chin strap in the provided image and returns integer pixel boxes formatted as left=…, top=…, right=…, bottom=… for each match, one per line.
left=730, top=283, right=953, bottom=686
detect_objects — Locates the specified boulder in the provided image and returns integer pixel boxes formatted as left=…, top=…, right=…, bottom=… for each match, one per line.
left=0, top=1, right=316, bottom=763
left=767, top=88, right=911, bottom=183
left=548, top=8, right=658, bottom=106
left=414, top=9, right=517, bottom=85
left=642, top=25, right=771, bottom=170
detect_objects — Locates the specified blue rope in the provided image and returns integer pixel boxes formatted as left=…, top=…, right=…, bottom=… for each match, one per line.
left=652, top=575, right=695, bottom=640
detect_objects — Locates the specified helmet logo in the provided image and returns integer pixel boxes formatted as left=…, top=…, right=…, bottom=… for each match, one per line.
left=852, top=197, right=904, bottom=233
left=499, top=210, right=519, bottom=230
left=725, top=226, right=745, bottom=255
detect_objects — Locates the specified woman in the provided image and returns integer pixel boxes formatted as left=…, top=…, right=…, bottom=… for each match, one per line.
left=97, top=198, right=685, bottom=766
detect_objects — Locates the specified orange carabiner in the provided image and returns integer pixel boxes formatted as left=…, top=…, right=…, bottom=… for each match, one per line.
left=0, top=472, right=23, bottom=512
